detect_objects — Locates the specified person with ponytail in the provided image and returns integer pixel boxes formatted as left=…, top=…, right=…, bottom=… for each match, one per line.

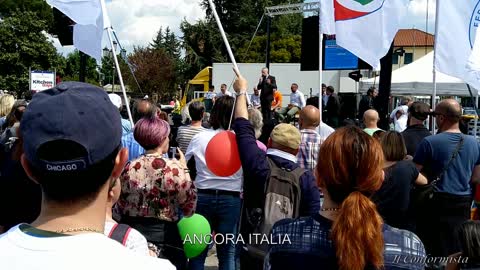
left=266, top=126, right=426, bottom=270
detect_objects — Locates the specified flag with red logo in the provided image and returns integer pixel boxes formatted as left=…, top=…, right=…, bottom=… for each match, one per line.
left=321, top=0, right=410, bottom=69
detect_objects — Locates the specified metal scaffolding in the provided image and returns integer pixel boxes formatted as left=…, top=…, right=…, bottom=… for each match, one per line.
left=263, top=2, right=323, bottom=114
left=265, top=2, right=320, bottom=17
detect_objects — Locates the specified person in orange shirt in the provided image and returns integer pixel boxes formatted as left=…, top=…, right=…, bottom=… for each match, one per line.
left=271, top=88, right=283, bottom=113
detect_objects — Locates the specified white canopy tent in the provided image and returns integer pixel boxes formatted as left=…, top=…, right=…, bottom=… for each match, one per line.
left=360, top=52, right=472, bottom=96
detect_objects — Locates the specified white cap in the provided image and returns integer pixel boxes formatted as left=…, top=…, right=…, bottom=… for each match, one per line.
left=108, top=94, right=122, bottom=109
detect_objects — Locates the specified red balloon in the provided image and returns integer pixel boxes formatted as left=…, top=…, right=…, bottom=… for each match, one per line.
left=205, top=131, right=241, bottom=177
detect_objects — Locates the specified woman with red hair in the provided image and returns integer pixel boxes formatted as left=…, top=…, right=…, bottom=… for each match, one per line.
left=266, top=126, right=426, bottom=270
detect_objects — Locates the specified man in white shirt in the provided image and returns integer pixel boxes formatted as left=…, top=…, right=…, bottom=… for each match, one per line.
left=216, top=83, right=233, bottom=99
left=250, top=87, right=261, bottom=109
left=204, top=85, right=216, bottom=112
left=0, top=82, right=174, bottom=270
left=276, top=83, right=306, bottom=123
left=390, top=96, right=413, bottom=132
left=317, top=121, right=335, bottom=140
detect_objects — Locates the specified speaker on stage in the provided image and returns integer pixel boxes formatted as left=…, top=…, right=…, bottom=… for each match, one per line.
left=301, top=16, right=320, bottom=71
left=52, top=8, right=74, bottom=46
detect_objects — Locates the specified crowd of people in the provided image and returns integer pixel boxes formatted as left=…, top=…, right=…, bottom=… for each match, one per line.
left=0, top=67, right=480, bottom=270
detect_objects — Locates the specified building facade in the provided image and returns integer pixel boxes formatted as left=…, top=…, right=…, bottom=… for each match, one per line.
left=392, top=29, right=434, bottom=70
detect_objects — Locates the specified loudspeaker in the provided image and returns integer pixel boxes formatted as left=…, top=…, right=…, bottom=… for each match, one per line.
left=52, top=8, right=74, bottom=46
left=301, top=16, right=320, bottom=71
left=338, top=93, right=358, bottom=120
left=348, top=70, right=363, bottom=82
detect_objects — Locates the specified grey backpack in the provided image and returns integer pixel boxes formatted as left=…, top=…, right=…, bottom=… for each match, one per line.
left=245, top=157, right=304, bottom=259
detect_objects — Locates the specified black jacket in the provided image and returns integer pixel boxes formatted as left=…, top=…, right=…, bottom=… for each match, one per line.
left=257, top=75, right=277, bottom=101
left=326, top=94, right=340, bottom=117
left=358, top=95, right=374, bottom=119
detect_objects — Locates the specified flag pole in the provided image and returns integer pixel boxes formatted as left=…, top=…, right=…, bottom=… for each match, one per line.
left=112, top=30, right=144, bottom=95
left=475, top=90, right=479, bottom=139
left=318, top=10, right=323, bottom=122
left=207, top=0, right=239, bottom=71
left=432, top=67, right=437, bottom=133
left=431, top=0, right=441, bottom=134
left=207, top=0, right=240, bottom=131
left=106, top=27, right=134, bottom=127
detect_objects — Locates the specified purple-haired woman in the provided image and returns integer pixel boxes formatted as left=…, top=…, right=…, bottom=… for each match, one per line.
left=117, top=115, right=197, bottom=270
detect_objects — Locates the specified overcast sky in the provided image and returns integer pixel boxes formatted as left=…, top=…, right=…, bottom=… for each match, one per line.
left=53, top=0, right=437, bottom=56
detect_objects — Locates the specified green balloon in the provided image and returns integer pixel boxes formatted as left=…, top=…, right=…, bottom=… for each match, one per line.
left=178, top=213, right=211, bottom=258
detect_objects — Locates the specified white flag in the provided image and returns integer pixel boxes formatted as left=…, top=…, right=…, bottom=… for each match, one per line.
left=47, top=0, right=108, bottom=61
left=320, top=0, right=335, bottom=35
left=435, top=0, right=478, bottom=92
left=333, top=0, right=410, bottom=69
left=466, top=12, right=480, bottom=91
left=100, top=0, right=112, bottom=29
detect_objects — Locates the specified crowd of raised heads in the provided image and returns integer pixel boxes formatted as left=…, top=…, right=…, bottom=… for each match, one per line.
left=1, top=74, right=480, bottom=270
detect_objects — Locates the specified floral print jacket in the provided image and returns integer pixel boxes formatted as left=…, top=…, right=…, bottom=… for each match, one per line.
left=117, top=155, right=197, bottom=222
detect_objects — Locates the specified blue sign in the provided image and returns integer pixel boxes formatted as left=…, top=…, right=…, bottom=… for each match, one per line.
left=324, top=40, right=359, bottom=70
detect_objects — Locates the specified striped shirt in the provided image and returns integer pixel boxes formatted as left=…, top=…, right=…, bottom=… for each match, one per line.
left=176, top=125, right=208, bottom=154
left=297, top=129, right=322, bottom=172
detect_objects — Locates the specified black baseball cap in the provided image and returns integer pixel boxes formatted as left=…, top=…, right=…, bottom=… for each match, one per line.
left=409, top=102, right=431, bottom=121
left=21, top=82, right=121, bottom=173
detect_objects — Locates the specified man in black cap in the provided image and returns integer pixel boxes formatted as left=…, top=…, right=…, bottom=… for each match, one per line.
left=0, top=82, right=174, bottom=269
left=401, top=101, right=432, bottom=156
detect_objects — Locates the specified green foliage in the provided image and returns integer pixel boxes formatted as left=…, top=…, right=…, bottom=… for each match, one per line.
left=0, top=0, right=54, bottom=33
left=0, top=11, right=59, bottom=96
left=270, top=14, right=303, bottom=37
left=180, top=19, right=224, bottom=81
left=181, top=0, right=304, bottom=76
left=152, top=27, right=181, bottom=60
left=151, top=26, right=187, bottom=89
left=59, top=50, right=99, bottom=84
left=238, top=34, right=301, bottom=63
left=100, top=54, right=116, bottom=87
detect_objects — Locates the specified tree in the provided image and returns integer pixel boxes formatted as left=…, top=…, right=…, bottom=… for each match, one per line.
left=237, top=34, right=302, bottom=63
left=151, top=26, right=184, bottom=86
left=100, top=54, right=116, bottom=87
left=61, top=50, right=99, bottom=85
left=200, top=0, right=302, bottom=41
left=180, top=19, right=224, bottom=80
left=0, top=0, right=54, bottom=33
left=151, top=27, right=180, bottom=59
left=0, top=11, right=60, bottom=96
left=181, top=0, right=304, bottom=72
left=151, top=27, right=165, bottom=50
left=121, top=47, right=175, bottom=98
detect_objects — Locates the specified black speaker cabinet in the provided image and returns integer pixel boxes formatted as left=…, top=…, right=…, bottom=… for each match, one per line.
left=301, top=16, right=320, bottom=71
left=52, top=8, right=74, bottom=46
